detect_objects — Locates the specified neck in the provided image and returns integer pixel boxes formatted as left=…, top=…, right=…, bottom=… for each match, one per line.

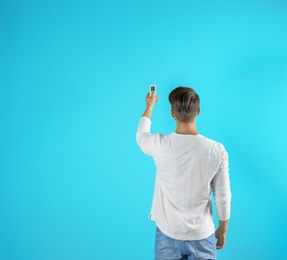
left=175, top=120, right=198, bottom=135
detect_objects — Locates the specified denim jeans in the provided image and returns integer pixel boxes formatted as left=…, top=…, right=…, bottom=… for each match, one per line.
left=155, top=227, right=216, bottom=260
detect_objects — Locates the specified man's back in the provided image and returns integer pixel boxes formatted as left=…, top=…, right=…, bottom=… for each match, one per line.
left=137, top=117, right=230, bottom=241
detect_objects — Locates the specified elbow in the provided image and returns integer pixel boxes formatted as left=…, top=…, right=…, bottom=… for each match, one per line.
left=214, top=189, right=232, bottom=205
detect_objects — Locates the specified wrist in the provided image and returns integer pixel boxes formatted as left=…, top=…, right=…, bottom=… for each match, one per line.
left=219, top=220, right=228, bottom=230
left=146, top=104, right=154, bottom=110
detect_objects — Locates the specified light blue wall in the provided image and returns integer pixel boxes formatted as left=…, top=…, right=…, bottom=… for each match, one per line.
left=1, top=0, right=287, bottom=259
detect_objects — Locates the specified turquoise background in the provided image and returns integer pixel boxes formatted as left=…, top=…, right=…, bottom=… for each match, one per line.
left=1, top=0, right=287, bottom=259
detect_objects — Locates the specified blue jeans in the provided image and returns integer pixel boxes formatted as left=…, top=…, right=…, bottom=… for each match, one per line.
left=155, top=227, right=216, bottom=260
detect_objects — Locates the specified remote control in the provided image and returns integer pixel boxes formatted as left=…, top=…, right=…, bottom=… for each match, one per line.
left=149, top=85, right=156, bottom=97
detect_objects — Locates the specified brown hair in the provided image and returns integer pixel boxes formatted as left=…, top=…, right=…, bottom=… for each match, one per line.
left=168, top=86, right=200, bottom=122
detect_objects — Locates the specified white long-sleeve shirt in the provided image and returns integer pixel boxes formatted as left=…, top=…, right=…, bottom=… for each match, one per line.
left=136, top=117, right=231, bottom=241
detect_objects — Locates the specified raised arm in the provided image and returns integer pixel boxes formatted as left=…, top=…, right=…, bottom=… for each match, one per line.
left=136, top=92, right=159, bottom=156
left=142, top=92, right=158, bottom=119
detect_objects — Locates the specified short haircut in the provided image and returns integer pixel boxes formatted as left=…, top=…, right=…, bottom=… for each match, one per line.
left=168, top=86, right=200, bottom=122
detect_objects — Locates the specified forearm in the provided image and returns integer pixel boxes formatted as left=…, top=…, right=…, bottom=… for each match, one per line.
left=218, top=220, right=229, bottom=232
left=142, top=106, right=153, bottom=119
left=215, top=219, right=229, bottom=249
left=142, top=92, right=157, bottom=119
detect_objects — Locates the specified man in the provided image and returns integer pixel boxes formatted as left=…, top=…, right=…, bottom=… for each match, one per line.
left=136, top=87, right=231, bottom=260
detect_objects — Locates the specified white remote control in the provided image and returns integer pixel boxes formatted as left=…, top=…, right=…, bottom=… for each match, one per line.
left=149, top=85, right=156, bottom=97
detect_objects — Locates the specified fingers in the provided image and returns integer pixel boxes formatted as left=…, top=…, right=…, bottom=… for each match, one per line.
left=146, top=92, right=158, bottom=103
left=146, top=91, right=157, bottom=98
left=216, top=232, right=226, bottom=250
left=216, top=240, right=224, bottom=249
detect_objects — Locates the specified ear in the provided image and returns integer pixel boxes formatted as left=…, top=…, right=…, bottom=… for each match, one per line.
left=171, top=110, right=176, bottom=120
left=197, top=108, right=201, bottom=116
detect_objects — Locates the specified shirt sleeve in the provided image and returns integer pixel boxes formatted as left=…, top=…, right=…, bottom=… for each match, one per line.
left=136, top=116, right=163, bottom=156
left=212, top=143, right=232, bottom=221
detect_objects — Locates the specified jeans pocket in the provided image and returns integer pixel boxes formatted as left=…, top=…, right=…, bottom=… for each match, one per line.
left=195, top=233, right=216, bottom=259
left=155, top=227, right=177, bottom=259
